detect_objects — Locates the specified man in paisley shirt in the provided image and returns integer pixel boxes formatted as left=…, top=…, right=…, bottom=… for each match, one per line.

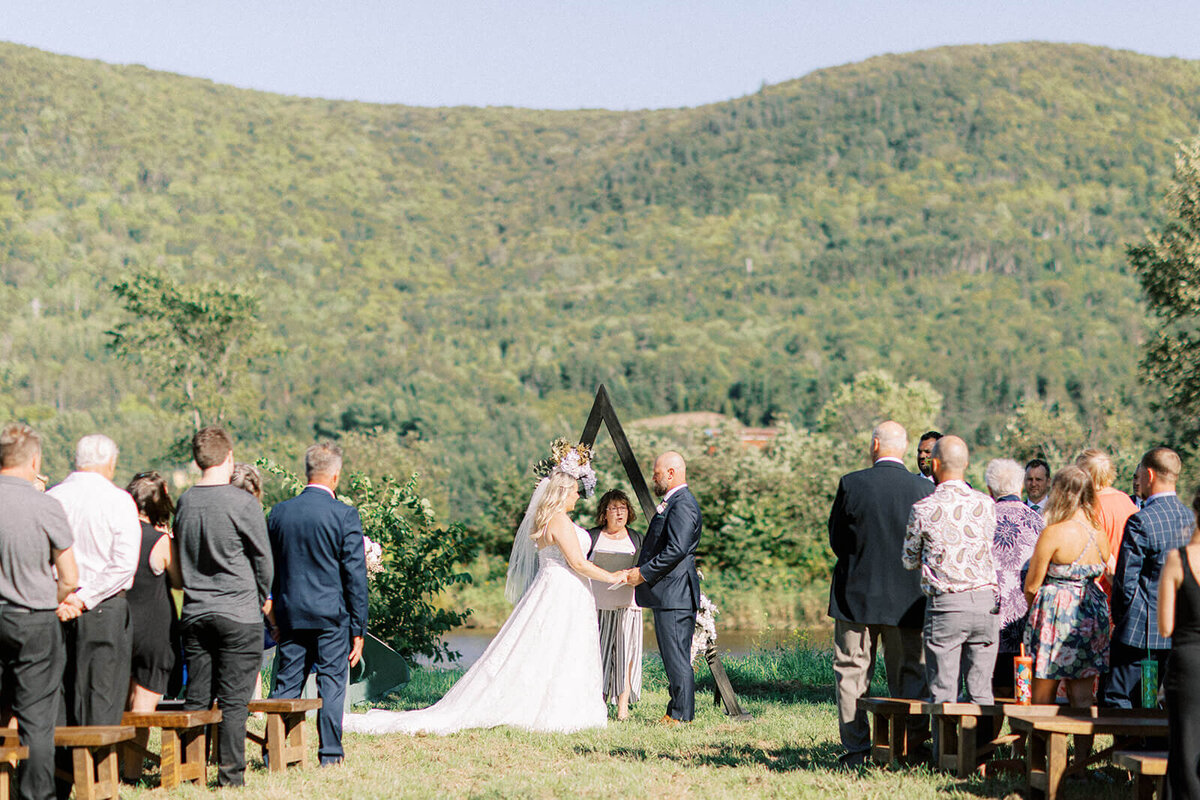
left=903, top=436, right=999, bottom=704
left=985, top=458, right=1044, bottom=697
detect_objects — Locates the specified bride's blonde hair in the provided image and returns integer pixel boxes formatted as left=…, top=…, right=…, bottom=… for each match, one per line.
left=532, top=471, right=577, bottom=542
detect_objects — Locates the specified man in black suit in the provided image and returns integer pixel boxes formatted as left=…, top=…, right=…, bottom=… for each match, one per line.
left=267, top=442, right=368, bottom=765
left=828, top=420, right=934, bottom=766
left=625, top=451, right=702, bottom=725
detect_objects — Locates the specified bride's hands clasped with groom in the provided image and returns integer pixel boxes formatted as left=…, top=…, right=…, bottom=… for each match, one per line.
left=608, top=567, right=644, bottom=587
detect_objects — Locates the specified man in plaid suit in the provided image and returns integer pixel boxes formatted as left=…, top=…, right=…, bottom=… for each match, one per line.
left=1103, top=446, right=1196, bottom=708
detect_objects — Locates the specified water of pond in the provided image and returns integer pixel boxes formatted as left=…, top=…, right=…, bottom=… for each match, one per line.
left=415, top=624, right=832, bottom=670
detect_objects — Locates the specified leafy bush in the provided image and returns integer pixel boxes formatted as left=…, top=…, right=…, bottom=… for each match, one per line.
left=261, top=461, right=475, bottom=663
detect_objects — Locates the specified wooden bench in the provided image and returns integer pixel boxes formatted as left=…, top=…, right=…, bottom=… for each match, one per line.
left=1114, top=751, right=1168, bottom=800
left=855, top=698, right=927, bottom=767
left=0, top=742, right=29, bottom=800
left=121, top=707, right=221, bottom=788
left=54, top=726, right=133, bottom=800
left=247, top=698, right=322, bottom=772
left=921, top=701, right=1092, bottom=777
left=1007, top=714, right=1168, bottom=800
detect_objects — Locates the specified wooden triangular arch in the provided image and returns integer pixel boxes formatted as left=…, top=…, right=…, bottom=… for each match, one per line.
left=577, top=384, right=752, bottom=720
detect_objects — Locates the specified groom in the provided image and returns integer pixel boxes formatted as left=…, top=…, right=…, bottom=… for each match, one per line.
left=624, top=451, right=702, bottom=725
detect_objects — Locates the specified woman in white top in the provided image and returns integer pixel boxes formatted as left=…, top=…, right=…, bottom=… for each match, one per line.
left=587, top=490, right=644, bottom=720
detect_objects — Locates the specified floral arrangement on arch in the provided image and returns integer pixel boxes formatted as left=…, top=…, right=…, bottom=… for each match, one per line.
left=532, top=438, right=597, bottom=496
left=690, top=593, right=720, bottom=665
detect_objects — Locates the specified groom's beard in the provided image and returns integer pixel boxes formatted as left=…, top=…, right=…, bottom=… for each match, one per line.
left=653, top=478, right=668, bottom=497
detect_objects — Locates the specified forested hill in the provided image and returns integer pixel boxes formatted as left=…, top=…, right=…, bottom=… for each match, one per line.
left=2, top=41, right=1199, bottom=519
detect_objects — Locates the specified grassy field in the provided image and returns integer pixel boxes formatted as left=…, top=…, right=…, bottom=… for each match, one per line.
left=121, top=643, right=1139, bottom=799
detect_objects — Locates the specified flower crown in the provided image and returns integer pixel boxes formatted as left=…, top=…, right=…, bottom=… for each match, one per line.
left=533, top=438, right=597, bottom=497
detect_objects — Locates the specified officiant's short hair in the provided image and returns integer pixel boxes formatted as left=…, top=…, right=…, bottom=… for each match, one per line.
left=305, top=441, right=343, bottom=479
left=594, top=489, right=637, bottom=526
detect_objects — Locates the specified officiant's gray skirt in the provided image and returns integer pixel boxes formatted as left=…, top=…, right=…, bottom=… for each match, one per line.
left=598, top=607, right=643, bottom=704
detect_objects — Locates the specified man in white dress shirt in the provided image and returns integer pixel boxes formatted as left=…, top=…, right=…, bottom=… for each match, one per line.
left=47, top=434, right=141, bottom=727
left=1023, top=459, right=1050, bottom=515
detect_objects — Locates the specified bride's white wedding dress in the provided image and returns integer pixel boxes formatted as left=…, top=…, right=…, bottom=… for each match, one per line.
left=343, top=523, right=608, bottom=734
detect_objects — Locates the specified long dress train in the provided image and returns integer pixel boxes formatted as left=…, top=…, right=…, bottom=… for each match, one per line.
left=342, top=523, right=607, bottom=734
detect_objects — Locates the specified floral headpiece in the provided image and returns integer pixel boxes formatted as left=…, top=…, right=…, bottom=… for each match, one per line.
left=533, top=438, right=597, bottom=497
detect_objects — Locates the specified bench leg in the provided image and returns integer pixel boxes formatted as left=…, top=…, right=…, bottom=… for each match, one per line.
left=958, top=715, right=979, bottom=779
left=1044, top=732, right=1068, bottom=800
left=161, top=728, right=184, bottom=789
left=1, top=759, right=12, bottom=800
left=72, top=747, right=96, bottom=800
left=265, top=713, right=287, bottom=773
left=286, top=713, right=308, bottom=769
left=95, top=745, right=120, bottom=800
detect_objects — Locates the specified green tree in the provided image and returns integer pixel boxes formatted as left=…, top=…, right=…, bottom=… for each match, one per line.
left=106, top=268, right=267, bottom=432
left=1129, top=136, right=1200, bottom=452
left=817, top=369, right=942, bottom=448
left=996, top=401, right=1087, bottom=467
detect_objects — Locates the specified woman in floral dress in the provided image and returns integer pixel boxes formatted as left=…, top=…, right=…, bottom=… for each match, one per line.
left=1023, top=464, right=1112, bottom=706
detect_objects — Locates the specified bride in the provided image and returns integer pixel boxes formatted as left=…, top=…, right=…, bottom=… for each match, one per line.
left=343, top=444, right=623, bottom=734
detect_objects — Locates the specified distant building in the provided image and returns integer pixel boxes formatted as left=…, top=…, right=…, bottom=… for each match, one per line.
left=629, top=412, right=780, bottom=450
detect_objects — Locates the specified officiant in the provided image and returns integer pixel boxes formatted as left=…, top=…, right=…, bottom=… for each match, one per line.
left=587, top=489, right=644, bottom=721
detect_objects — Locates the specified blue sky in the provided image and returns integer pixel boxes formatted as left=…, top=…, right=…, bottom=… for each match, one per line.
left=3, top=1, right=1199, bottom=109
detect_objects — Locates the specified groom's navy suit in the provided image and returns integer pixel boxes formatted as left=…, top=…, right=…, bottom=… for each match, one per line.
left=636, top=485, right=702, bottom=722
left=268, top=485, right=368, bottom=764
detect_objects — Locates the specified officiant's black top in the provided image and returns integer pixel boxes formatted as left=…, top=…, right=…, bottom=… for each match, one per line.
left=827, top=460, right=933, bottom=628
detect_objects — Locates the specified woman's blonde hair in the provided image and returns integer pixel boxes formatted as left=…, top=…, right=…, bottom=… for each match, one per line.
left=532, top=471, right=577, bottom=542
left=1075, top=448, right=1116, bottom=491
left=1044, top=465, right=1099, bottom=528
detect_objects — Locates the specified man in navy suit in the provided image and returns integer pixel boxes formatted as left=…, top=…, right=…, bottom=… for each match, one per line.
left=1104, top=446, right=1195, bottom=708
left=828, top=421, right=934, bottom=766
left=624, top=451, right=702, bottom=725
left=268, top=442, right=368, bottom=764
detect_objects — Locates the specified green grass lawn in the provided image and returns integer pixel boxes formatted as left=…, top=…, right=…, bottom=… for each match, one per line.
left=122, top=644, right=1139, bottom=799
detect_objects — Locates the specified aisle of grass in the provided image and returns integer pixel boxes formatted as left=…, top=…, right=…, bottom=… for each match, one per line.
left=125, top=643, right=1135, bottom=799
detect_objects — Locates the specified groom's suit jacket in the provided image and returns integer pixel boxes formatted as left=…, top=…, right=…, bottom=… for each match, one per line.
left=268, top=486, right=369, bottom=636
left=635, top=486, right=702, bottom=611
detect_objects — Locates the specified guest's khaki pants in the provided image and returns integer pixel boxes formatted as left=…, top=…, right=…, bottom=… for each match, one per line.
left=833, top=619, right=927, bottom=755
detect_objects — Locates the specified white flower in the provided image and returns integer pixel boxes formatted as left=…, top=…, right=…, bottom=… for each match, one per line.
left=363, top=535, right=384, bottom=577
left=690, top=592, right=720, bottom=664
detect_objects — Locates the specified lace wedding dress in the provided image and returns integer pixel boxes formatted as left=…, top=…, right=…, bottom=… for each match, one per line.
left=342, top=523, right=608, bottom=734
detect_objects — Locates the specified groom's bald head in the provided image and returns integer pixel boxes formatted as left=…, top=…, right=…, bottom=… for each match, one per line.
left=652, top=451, right=687, bottom=497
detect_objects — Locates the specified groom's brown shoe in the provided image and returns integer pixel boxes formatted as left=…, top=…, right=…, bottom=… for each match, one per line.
left=658, top=714, right=683, bottom=727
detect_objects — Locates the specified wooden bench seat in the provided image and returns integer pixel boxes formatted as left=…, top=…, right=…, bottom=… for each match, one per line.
left=54, top=726, right=133, bottom=800
left=1008, top=714, right=1168, bottom=800
left=855, top=697, right=928, bottom=767
left=1114, top=751, right=1168, bottom=800
left=121, top=707, right=221, bottom=788
left=1, top=743, right=29, bottom=800
left=247, top=698, right=322, bottom=772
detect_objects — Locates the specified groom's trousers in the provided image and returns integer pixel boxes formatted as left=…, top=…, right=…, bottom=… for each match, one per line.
left=653, top=608, right=696, bottom=722
left=273, top=626, right=351, bottom=764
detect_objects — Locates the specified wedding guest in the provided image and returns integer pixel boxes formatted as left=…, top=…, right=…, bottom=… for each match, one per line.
left=1076, top=449, right=1138, bottom=601
left=916, top=431, right=942, bottom=482
left=1156, top=489, right=1200, bottom=799
left=0, top=423, right=78, bottom=800
left=985, top=458, right=1043, bottom=696
left=121, top=472, right=178, bottom=782
left=903, top=436, right=998, bottom=704
left=1104, top=446, right=1195, bottom=709
left=268, top=442, right=367, bottom=766
left=174, top=426, right=273, bottom=787
left=827, top=421, right=932, bottom=767
left=1024, top=466, right=1111, bottom=707
left=1024, top=459, right=1050, bottom=515
left=587, top=489, right=643, bottom=721
left=47, top=434, right=141, bottom=727
left=230, top=462, right=263, bottom=500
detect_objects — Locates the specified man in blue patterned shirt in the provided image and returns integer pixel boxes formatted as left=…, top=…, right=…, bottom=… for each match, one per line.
left=1103, top=446, right=1195, bottom=708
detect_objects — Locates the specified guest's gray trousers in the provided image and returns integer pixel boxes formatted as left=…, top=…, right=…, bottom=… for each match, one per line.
left=833, top=619, right=927, bottom=755
left=923, top=588, right=999, bottom=705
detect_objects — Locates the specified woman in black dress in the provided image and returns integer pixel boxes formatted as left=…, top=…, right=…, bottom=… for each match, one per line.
left=122, top=472, right=178, bottom=781
left=1158, top=489, right=1200, bottom=799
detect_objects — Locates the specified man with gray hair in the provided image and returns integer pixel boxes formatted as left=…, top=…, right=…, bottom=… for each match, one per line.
left=827, top=420, right=933, bottom=766
left=267, top=441, right=368, bottom=765
left=984, top=458, right=1043, bottom=696
left=903, top=436, right=999, bottom=705
left=47, top=434, right=141, bottom=728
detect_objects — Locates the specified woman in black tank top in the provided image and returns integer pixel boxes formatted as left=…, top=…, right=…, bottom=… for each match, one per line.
left=1157, top=489, right=1200, bottom=800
